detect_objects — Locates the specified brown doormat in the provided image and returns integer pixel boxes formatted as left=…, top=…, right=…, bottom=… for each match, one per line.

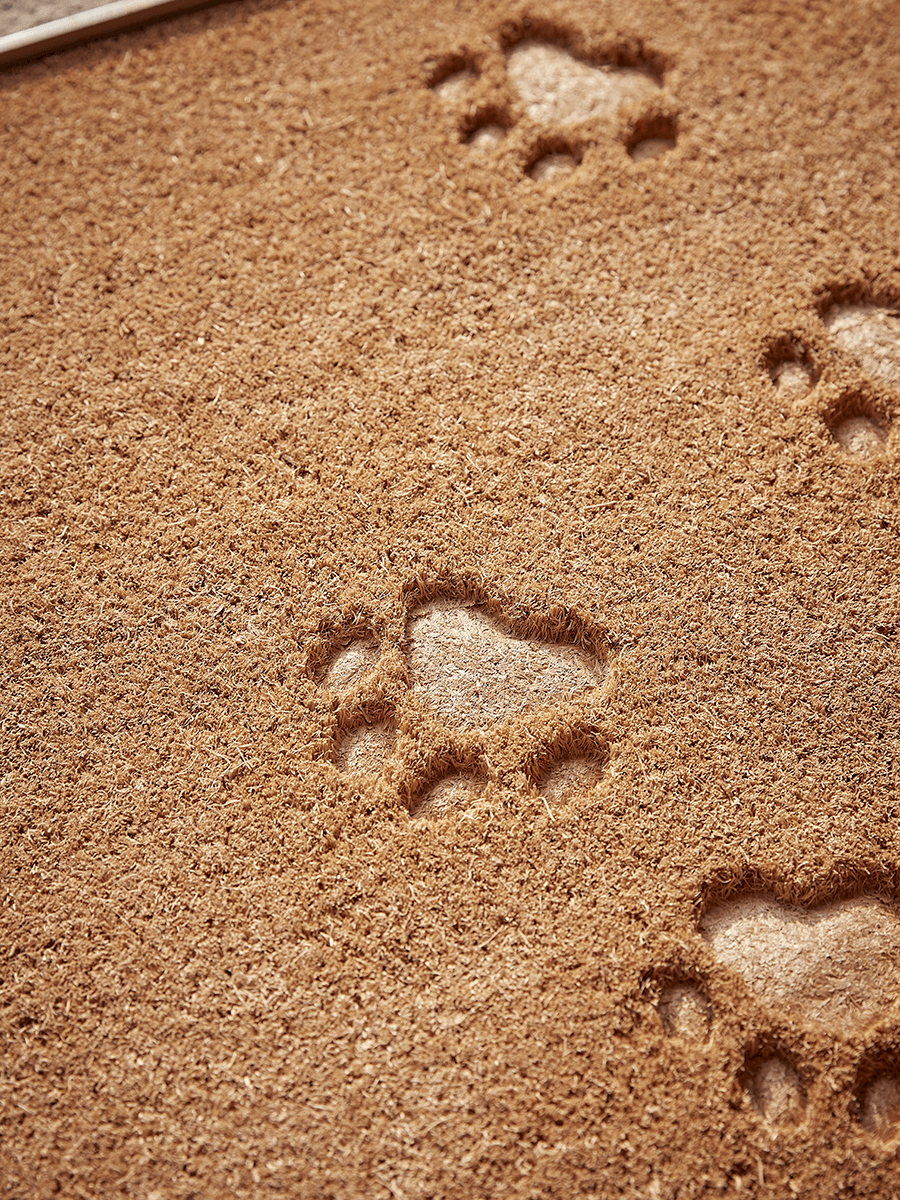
left=2, top=0, right=899, bottom=1196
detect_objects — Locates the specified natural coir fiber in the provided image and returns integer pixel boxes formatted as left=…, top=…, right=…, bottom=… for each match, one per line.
left=2, top=0, right=900, bottom=1196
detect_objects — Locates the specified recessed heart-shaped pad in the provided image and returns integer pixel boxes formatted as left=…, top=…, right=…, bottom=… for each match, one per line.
left=407, top=600, right=603, bottom=731
left=701, top=892, right=900, bottom=1037
left=506, top=41, right=659, bottom=126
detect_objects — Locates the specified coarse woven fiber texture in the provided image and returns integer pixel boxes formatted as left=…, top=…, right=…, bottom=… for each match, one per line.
left=1, top=0, right=900, bottom=1197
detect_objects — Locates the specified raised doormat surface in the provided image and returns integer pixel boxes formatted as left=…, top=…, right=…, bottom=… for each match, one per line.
left=2, top=0, right=900, bottom=1196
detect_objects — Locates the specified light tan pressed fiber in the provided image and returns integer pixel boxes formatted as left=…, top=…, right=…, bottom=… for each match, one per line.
left=700, top=893, right=900, bottom=1037
left=744, top=1055, right=806, bottom=1127
left=505, top=39, right=659, bottom=126
left=406, top=600, right=604, bottom=731
left=536, top=754, right=603, bottom=807
left=2, top=0, right=900, bottom=1195
left=657, top=982, right=714, bottom=1042
left=824, top=303, right=900, bottom=392
left=335, top=718, right=396, bottom=776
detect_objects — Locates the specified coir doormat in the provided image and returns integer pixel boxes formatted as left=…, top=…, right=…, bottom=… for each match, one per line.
left=1, top=0, right=900, bottom=1195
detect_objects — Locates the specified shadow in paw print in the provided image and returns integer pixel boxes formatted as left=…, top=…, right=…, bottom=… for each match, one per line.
left=467, top=123, right=507, bottom=152
left=336, top=719, right=396, bottom=776
left=407, top=599, right=604, bottom=733
left=658, top=982, right=714, bottom=1041
left=428, top=52, right=479, bottom=105
left=625, top=112, right=677, bottom=163
left=410, top=771, right=487, bottom=820
left=742, top=1049, right=807, bottom=1127
left=505, top=39, right=660, bottom=126
left=762, top=335, right=819, bottom=402
left=526, top=142, right=582, bottom=183
left=459, top=105, right=510, bottom=153
left=823, top=393, right=888, bottom=459
left=629, top=136, right=674, bottom=163
left=316, top=636, right=381, bottom=691
left=537, top=754, right=604, bottom=807
left=831, top=412, right=887, bottom=457
left=700, top=891, right=900, bottom=1037
left=824, top=301, right=900, bottom=392
left=526, top=723, right=610, bottom=809
left=855, top=1058, right=900, bottom=1144
left=642, top=966, right=714, bottom=1041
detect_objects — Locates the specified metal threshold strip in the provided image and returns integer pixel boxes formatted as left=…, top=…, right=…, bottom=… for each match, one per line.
left=0, top=0, right=222, bottom=69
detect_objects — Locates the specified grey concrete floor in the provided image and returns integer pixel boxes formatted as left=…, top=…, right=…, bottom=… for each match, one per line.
left=1, top=0, right=106, bottom=37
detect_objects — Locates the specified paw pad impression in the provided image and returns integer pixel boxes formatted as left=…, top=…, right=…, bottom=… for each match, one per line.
left=315, top=598, right=609, bottom=818
left=744, top=1053, right=807, bottom=1127
left=505, top=40, right=658, bottom=127
left=701, top=891, right=900, bottom=1037
left=407, top=600, right=603, bottom=731
left=824, top=302, right=900, bottom=393
left=429, top=27, right=673, bottom=179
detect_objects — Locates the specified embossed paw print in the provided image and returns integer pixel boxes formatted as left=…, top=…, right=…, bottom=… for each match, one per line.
left=701, top=891, right=900, bottom=1039
left=312, top=595, right=612, bottom=820
left=647, top=887, right=900, bottom=1148
left=702, top=890, right=900, bottom=1140
left=426, top=19, right=677, bottom=184
left=764, top=290, right=898, bottom=458
left=406, top=599, right=601, bottom=728
left=822, top=299, right=898, bottom=455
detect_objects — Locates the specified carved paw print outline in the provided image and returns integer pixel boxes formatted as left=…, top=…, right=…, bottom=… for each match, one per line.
left=764, top=287, right=899, bottom=458
left=647, top=887, right=900, bottom=1147
left=312, top=595, right=613, bottom=820
left=425, top=17, right=677, bottom=184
